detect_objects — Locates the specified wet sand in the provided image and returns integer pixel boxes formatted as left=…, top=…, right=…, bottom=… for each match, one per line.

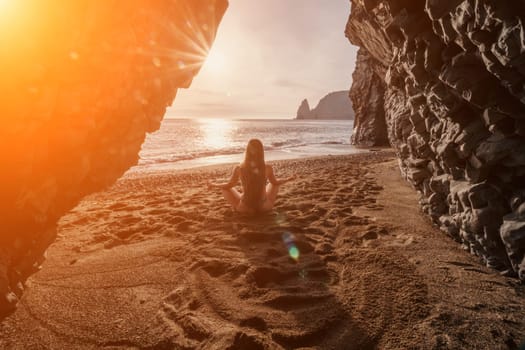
left=1, top=150, right=524, bottom=349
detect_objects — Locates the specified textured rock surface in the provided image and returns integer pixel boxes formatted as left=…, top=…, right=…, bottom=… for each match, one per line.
left=296, top=91, right=354, bottom=120
left=0, top=0, right=228, bottom=317
left=349, top=48, right=389, bottom=146
left=346, top=0, right=525, bottom=279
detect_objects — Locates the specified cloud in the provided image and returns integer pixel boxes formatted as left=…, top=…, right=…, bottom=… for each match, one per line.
left=189, top=89, right=227, bottom=97
left=168, top=98, right=293, bottom=118
left=272, top=79, right=314, bottom=90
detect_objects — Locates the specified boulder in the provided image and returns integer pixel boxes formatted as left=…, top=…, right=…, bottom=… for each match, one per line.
left=501, top=215, right=525, bottom=280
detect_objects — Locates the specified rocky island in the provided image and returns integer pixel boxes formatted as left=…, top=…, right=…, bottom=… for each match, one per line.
left=296, top=91, right=354, bottom=120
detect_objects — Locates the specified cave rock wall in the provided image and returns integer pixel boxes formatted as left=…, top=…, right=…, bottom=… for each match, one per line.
left=349, top=48, right=389, bottom=146
left=347, top=0, right=525, bottom=279
left=0, top=0, right=228, bottom=317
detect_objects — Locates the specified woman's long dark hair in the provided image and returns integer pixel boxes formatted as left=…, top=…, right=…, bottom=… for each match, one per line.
left=240, top=139, right=266, bottom=210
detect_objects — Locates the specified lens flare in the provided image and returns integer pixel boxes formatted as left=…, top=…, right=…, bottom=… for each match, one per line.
left=289, top=246, right=300, bottom=260
left=282, top=232, right=300, bottom=262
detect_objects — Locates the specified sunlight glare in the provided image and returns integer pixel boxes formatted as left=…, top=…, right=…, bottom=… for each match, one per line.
left=0, top=1, right=30, bottom=54
left=0, top=0, right=18, bottom=26
left=202, top=47, right=227, bottom=74
left=0, top=0, right=11, bottom=10
left=200, top=118, right=233, bottom=149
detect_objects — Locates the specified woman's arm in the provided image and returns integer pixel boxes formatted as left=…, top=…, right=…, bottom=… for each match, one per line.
left=267, top=165, right=296, bottom=185
left=208, top=166, right=240, bottom=189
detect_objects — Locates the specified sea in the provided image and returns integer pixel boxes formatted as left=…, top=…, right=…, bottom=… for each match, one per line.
left=129, top=118, right=359, bottom=172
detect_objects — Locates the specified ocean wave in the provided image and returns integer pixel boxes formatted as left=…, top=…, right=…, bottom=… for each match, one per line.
left=271, top=139, right=303, bottom=147
left=137, top=119, right=355, bottom=168
left=139, top=141, right=351, bottom=166
left=270, top=139, right=304, bottom=148
left=319, top=141, right=344, bottom=145
left=139, top=147, right=246, bottom=165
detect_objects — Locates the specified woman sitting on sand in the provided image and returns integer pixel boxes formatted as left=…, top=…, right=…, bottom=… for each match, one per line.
left=208, top=139, right=295, bottom=213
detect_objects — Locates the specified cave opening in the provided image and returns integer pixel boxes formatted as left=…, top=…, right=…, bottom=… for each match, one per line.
left=2, top=2, right=525, bottom=345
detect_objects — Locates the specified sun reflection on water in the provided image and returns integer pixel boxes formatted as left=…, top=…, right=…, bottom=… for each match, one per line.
left=199, top=118, right=235, bottom=149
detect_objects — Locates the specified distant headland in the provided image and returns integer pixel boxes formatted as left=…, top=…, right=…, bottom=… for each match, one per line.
left=296, top=91, right=354, bottom=120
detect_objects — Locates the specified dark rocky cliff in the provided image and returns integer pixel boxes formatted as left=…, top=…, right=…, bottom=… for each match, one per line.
left=349, top=48, right=389, bottom=146
left=0, top=0, right=228, bottom=317
left=346, top=0, right=525, bottom=279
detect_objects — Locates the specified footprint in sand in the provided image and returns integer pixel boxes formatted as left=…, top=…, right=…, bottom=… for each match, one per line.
left=142, top=223, right=166, bottom=235
left=160, top=240, right=351, bottom=348
left=166, top=215, right=187, bottom=225
left=266, top=248, right=281, bottom=258
left=365, top=204, right=384, bottom=210
left=192, top=259, right=231, bottom=278
left=303, top=227, right=324, bottom=236
left=145, top=208, right=170, bottom=215
left=315, top=242, right=334, bottom=255
left=118, top=215, right=142, bottom=225
left=320, top=219, right=336, bottom=228
left=241, top=231, right=282, bottom=243
left=103, top=238, right=125, bottom=249
left=249, top=266, right=291, bottom=288
left=293, top=213, right=320, bottom=226
left=176, top=221, right=193, bottom=232
left=115, top=227, right=140, bottom=239
left=240, top=316, right=267, bottom=331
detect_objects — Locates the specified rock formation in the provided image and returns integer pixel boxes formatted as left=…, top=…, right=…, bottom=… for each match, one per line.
left=349, top=49, right=389, bottom=146
left=346, top=0, right=525, bottom=279
left=296, top=99, right=312, bottom=119
left=0, top=0, right=228, bottom=318
left=296, top=91, right=354, bottom=120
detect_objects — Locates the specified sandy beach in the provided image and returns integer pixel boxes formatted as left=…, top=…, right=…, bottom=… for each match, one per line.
left=1, top=150, right=524, bottom=349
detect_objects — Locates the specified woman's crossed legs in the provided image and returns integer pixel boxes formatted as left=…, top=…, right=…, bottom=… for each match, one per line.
left=221, top=183, right=280, bottom=213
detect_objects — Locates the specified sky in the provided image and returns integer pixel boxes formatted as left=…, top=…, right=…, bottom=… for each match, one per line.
left=166, top=0, right=358, bottom=119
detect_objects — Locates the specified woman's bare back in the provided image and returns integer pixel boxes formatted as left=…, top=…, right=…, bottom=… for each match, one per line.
left=209, top=164, right=295, bottom=214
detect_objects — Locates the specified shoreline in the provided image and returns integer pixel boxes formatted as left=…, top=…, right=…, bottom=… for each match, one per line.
left=134, top=118, right=356, bottom=173
left=130, top=143, right=363, bottom=173
left=126, top=151, right=373, bottom=178
left=1, top=151, right=524, bottom=349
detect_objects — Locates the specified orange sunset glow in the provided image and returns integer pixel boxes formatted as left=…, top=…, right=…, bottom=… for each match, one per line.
left=169, top=0, right=356, bottom=119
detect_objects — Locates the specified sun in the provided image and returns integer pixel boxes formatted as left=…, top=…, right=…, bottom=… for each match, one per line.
left=203, top=47, right=227, bottom=74
left=0, top=0, right=16, bottom=20
left=0, top=0, right=22, bottom=42
left=0, top=0, right=19, bottom=19
left=0, top=1, right=32, bottom=37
